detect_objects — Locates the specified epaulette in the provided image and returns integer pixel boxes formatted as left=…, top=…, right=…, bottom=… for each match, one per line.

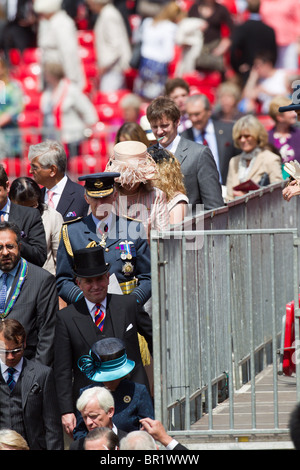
left=60, top=222, right=77, bottom=257
left=62, top=216, right=83, bottom=225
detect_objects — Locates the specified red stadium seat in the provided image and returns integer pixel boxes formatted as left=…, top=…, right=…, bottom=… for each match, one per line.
left=282, top=295, right=300, bottom=376
left=22, top=48, right=41, bottom=64
left=18, top=110, right=42, bottom=128
left=79, top=46, right=96, bottom=64
left=77, top=30, right=95, bottom=48
left=257, top=115, right=275, bottom=131
left=8, top=49, right=22, bottom=66
left=1, top=158, right=31, bottom=178
left=68, top=154, right=108, bottom=175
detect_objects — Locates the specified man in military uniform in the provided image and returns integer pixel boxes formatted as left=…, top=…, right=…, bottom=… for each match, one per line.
left=56, top=173, right=151, bottom=306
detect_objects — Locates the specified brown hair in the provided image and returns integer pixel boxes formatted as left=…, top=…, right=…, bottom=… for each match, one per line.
left=115, top=122, right=151, bottom=146
left=0, top=318, right=26, bottom=345
left=146, top=96, right=181, bottom=124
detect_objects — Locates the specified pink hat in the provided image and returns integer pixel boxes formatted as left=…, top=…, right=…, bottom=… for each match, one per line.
left=105, top=141, right=158, bottom=189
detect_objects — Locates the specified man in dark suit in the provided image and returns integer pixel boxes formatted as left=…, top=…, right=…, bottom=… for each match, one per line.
left=0, top=221, right=58, bottom=366
left=181, top=93, right=238, bottom=186
left=146, top=96, right=224, bottom=212
left=56, top=172, right=151, bottom=306
left=28, top=139, right=89, bottom=221
left=54, top=245, right=152, bottom=437
left=69, top=386, right=127, bottom=450
left=2, top=0, right=37, bottom=54
left=230, top=0, right=277, bottom=86
left=0, top=164, right=47, bottom=267
left=0, top=318, right=63, bottom=450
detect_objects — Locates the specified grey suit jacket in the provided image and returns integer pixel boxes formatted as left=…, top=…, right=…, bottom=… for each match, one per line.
left=3, top=357, right=64, bottom=450
left=3, top=259, right=58, bottom=366
left=150, top=137, right=224, bottom=211
left=181, top=119, right=238, bottom=185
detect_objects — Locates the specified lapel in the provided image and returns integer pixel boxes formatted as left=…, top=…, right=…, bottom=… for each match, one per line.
left=56, top=178, right=75, bottom=216
left=106, top=294, right=127, bottom=336
left=174, top=137, right=189, bottom=165
left=248, top=150, right=264, bottom=179
left=72, top=297, right=103, bottom=346
left=21, top=358, right=36, bottom=408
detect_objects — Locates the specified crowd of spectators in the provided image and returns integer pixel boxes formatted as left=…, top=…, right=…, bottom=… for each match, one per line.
left=0, top=0, right=299, bottom=452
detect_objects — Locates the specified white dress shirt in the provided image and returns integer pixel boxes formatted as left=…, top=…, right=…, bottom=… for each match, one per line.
left=45, top=175, right=68, bottom=209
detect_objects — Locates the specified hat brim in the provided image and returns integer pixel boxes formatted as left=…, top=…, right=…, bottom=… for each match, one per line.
left=72, top=263, right=110, bottom=278
left=279, top=103, right=300, bottom=112
left=89, top=358, right=135, bottom=382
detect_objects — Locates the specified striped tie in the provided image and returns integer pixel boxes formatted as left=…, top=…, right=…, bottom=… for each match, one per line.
left=6, top=367, right=16, bottom=391
left=0, top=273, right=8, bottom=313
left=94, top=304, right=105, bottom=331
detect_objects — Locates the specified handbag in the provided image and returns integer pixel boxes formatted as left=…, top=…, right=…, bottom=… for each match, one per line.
left=129, top=42, right=142, bottom=70
left=196, top=39, right=225, bottom=72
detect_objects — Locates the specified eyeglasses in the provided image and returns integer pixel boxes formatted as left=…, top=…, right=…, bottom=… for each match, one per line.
left=0, top=346, right=23, bottom=355
left=0, top=244, right=18, bottom=252
left=238, top=134, right=253, bottom=140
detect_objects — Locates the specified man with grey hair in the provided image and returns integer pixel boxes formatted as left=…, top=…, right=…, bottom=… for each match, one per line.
left=28, top=140, right=89, bottom=221
left=69, top=386, right=127, bottom=450
left=120, top=430, right=157, bottom=450
left=181, top=93, right=237, bottom=187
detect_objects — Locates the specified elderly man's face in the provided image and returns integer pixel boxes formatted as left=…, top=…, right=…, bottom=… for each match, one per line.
left=29, top=156, right=53, bottom=186
left=85, top=191, right=117, bottom=221
left=0, top=230, right=21, bottom=273
left=81, top=397, right=114, bottom=431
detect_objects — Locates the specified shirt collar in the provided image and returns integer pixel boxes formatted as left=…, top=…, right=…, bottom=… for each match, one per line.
left=0, top=357, right=23, bottom=375
left=92, top=212, right=112, bottom=232
left=47, top=175, right=68, bottom=195
left=85, top=296, right=107, bottom=315
left=159, top=134, right=181, bottom=154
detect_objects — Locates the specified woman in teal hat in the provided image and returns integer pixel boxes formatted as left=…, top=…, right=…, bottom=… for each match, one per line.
left=73, top=337, right=154, bottom=441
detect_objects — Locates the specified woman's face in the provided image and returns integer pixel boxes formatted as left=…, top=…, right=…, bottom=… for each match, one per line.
left=237, top=130, right=257, bottom=153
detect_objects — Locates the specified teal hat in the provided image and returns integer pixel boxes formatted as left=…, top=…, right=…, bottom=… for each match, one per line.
left=77, top=338, right=135, bottom=382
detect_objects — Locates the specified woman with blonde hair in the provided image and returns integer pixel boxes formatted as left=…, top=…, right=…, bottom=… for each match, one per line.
left=226, top=114, right=282, bottom=201
left=148, top=147, right=188, bottom=224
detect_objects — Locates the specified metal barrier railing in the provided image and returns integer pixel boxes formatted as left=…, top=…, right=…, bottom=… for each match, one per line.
left=151, top=225, right=300, bottom=438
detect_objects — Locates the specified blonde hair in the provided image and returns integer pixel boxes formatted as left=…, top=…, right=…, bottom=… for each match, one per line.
left=153, top=150, right=186, bottom=201
left=0, top=429, right=29, bottom=450
left=232, top=114, right=269, bottom=149
left=153, top=1, right=184, bottom=23
left=269, top=95, right=293, bottom=121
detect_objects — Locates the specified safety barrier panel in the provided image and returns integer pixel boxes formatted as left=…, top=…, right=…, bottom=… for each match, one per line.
left=151, top=182, right=300, bottom=439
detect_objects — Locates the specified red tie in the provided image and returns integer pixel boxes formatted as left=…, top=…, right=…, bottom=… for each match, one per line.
left=94, top=304, right=105, bottom=331
left=201, top=130, right=208, bottom=146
